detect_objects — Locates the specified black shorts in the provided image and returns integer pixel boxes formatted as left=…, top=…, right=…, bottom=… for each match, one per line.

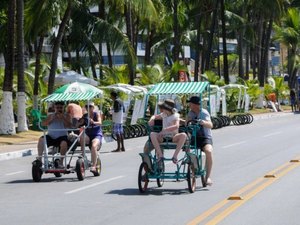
left=191, top=136, right=213, bottom=149
left=43, top=135, right=69, bottom=147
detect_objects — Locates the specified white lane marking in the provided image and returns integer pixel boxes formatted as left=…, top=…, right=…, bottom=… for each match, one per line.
left=263, top=132, right=282, bottom=137
left=5, top=171, right=24, bottom=176
left=65, top=175, right=125, bottom=194
left=222, top=141, right=247, bottom=149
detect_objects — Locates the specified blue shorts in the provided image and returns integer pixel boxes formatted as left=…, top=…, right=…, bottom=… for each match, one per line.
left=113, top=123, right=123, bottom=135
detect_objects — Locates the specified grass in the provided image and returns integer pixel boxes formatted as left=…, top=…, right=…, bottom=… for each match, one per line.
left=0, top=129, right=42, bottom=145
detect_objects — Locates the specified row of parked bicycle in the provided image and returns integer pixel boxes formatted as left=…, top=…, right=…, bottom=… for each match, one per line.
left=211, top=113, right=254, bottom=129
left=102, top=113, right=254, bottom=140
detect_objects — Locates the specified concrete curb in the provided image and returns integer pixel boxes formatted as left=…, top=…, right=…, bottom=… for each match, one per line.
left=0, top=148, right=37, bottom=161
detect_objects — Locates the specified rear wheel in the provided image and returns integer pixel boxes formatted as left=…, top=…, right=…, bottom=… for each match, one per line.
left=138, top=162, right=149, bottom=193
left=187, top=164, right=196, bottom=193
left=32, top=160, right=43, bottom=182
left=76, top=158, right=85, bottom=181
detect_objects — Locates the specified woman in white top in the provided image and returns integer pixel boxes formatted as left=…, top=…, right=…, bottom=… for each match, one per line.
left=149, top=99, right=187, bottom=164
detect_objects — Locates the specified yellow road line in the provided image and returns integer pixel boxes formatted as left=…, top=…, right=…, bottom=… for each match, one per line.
left=206, top=163, right=300, bottom=225
left=187, top=159, right=300, bottom=225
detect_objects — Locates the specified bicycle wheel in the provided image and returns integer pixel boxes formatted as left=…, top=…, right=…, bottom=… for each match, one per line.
left=187, top=164, right=196, bottom=193
left=138, top=162, right=149, bottom=193
left=32, top=160, right=43, bottom=182
left=75, top=158, right=85, bottom=181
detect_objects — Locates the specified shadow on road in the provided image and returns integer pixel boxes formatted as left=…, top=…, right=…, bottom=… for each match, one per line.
left=106, top=186, right=208, bottom=196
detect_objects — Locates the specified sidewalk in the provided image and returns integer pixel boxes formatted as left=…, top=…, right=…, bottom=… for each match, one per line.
left=0, top=111, right=294, bottom=161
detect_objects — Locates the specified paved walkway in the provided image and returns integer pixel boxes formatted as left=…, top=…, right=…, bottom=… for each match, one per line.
left=0, top=111, right=294, bottom=161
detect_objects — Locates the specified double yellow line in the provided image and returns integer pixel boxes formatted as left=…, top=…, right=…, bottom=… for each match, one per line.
left=187, top=157, right=300, bottom=225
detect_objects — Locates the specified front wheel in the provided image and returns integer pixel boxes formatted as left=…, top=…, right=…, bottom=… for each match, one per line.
left=138, top=162, right=149, bottom=193
left=76, top=158, right=85, bottom=181
left=32, top=160, right=43, bottom=182
left=187, top=164, right=196, bottom=193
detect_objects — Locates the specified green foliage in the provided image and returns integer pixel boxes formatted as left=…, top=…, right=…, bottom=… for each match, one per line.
left=135, top=64, right=166, bottom=85
left=236, top=78, right=262, bottom=107
left=202, top=70, right=225, bottom=86
left=216, top=54, right=239, bottom=75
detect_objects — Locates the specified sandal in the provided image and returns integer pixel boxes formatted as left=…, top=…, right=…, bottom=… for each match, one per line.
left=171, top=157, right=178, bottom=164
left=90, top=166, right=97, bottom=172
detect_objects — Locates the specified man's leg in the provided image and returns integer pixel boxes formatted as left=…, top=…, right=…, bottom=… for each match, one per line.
left=202, top=144, right=213, bottom=185
left=59, top=140, right=68, bottom=167
left=116, top=133, right=121, bottom=151
left=37, top=136, right=44, bottom=159
left=120, top=133, right=125, bottom=151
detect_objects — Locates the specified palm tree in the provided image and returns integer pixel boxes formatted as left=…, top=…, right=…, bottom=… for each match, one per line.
left=48, top=0, right=73, bottom=94
left=0, top=0, right=16, bottom=134
left=273, top=7, right=300, bottom=89
left=24, top=0, right=60, bottom=109
left=16, top=0, right=28, bottom=132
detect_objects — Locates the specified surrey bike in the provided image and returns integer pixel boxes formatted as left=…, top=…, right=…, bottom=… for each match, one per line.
left=31, top=82, right=103, bottom=182
left=137, top=81, right=210, bottom=193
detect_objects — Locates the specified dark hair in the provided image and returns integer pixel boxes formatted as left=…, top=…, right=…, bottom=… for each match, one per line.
left=111, top=91, right=118, bottom=98
left=55, top=101, right=64, bottom=106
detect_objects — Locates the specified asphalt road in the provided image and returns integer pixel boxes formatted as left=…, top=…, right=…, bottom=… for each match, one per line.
left=1, top=112, right=300, bottom=225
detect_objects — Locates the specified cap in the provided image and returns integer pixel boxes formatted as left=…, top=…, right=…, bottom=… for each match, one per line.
left=187, top=96, right=200, bottom=105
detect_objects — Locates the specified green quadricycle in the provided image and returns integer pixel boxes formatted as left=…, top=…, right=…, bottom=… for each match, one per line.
left=138, top=82, right=210, bottom=193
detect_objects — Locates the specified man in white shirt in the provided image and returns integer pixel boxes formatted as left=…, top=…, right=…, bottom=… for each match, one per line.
left=111, top=91, right=125, bottom=152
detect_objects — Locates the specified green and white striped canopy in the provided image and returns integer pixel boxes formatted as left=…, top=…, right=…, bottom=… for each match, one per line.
left=43, top=82, right=103, bottom=102
left=147, top=82, right=210, bottom=95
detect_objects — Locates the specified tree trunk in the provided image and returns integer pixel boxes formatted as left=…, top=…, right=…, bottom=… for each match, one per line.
left=33, top=35, right=44, bottom=110
left=48, top=0, right=72, bottom=94
left=172, top=0, right=180, bottom=62
left=107, top=41, right=113, bottom=68
left=98, top=0, right=105, bottom=80
left=194, top=16, right=202, bottom=82
left=144, top=27, right=154, bottom=65
left=0, top=92, right=16, bottom=134
left=237, top=30, right=244, bottom=79
left=0, top=0, right=16, bottom=135
left=220, top=0, right=229, bottom=84
left=124, top=2, right=135, bottom=85
left=205, top=0, right=219, bottom=71
left=16, top=0, right=28, bottom=132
